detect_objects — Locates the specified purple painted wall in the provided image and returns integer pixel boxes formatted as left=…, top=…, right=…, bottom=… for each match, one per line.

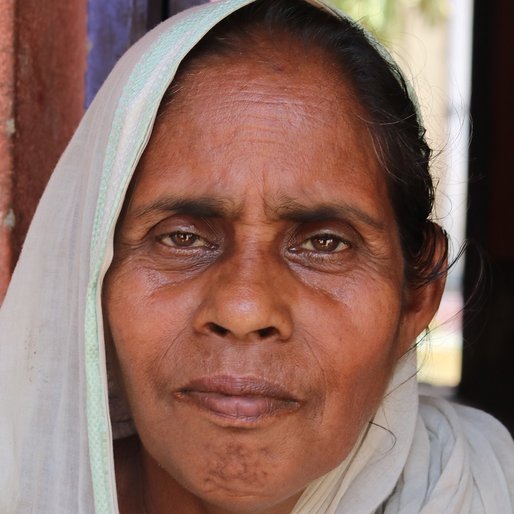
left=86, top=0, right=209, bottom=106
left=167, top=0, right=209, bottom=16
left=86, top=0, right=148, bottom=106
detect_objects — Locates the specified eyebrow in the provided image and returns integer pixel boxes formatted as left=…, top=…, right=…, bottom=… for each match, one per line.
left=131, top=196, right=386, bottom=231
left=132, top=196, right=237, bottom=220
left=276, top=202, right=386, bottom=231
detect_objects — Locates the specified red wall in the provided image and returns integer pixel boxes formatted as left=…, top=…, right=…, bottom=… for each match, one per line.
left=0, top=0, right=86, bottom=301
left=0, top=0, right=16, bottom=300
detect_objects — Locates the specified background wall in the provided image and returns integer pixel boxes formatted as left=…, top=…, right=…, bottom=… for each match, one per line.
left=0, top=0, right=86, bottom=300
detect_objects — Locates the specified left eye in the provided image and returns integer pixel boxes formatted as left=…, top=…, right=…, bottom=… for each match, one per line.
left=158, top=231, right=209, bottom=248
left=299, top=235, right=350, bottom=253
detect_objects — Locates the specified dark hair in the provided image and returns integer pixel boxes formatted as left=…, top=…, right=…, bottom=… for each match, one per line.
left=163, top=0, right=448, bottom=288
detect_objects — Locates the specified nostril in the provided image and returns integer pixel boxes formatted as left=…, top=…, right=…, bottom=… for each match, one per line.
left=205, top=323, right=279, bottom=339
left=257, top=326, right=278, bottom=339
left=207, top=322, right=229, bottom=336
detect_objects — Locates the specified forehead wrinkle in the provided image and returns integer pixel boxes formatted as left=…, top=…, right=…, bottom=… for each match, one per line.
left=179, top=91, right=332, bottom=135
left=167, top=56, right=346, bottom=120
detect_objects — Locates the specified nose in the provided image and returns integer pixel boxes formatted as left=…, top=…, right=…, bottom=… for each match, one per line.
left=193, top=253, right=294, bottom=342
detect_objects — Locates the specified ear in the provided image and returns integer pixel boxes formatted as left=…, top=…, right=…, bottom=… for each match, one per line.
left=396, top=235, right=448, bottom=358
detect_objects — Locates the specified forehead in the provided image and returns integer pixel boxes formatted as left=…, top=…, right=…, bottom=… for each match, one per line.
left=130, top=43, right=394, bottom=224
left=164, top=35, right=363, bottom=144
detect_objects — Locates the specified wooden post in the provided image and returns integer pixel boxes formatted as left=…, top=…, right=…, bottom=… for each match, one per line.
left=0, top=0, right=87, bottom=301
left=0, top=0, right=15, bottom=300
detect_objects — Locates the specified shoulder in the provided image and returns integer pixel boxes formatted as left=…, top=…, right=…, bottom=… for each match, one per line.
left=419, top=394, right=514, bottom=458
left=416, top=395, right=514, bottom=512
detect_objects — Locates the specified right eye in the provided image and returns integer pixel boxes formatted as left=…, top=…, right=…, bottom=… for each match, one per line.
left=158, top=231, right=210, bottom=249
left=298, top=234, right=351, bottom=254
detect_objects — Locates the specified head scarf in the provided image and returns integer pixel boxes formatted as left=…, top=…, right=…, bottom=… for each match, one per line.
left=1, top=1, right=513, bottom=513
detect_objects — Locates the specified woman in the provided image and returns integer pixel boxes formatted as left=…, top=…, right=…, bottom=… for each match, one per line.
left=1, top=0, right=513, bottom=512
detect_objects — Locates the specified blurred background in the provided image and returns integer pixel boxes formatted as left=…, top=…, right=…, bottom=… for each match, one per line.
left=0, top=0, right=512, bottom=431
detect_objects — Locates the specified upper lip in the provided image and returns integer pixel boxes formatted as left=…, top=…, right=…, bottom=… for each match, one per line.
left=177, top=375, right=299, bottom=402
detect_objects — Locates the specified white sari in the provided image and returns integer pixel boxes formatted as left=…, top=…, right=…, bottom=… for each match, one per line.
left=0, top=1, right=512, bottom=512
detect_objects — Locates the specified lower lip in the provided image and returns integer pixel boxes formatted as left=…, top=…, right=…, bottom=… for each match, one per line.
left=176, top=391, right=300, bottom=422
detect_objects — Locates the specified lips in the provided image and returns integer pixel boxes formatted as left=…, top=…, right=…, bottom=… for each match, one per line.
left=174, top=375, right=300, bottom=422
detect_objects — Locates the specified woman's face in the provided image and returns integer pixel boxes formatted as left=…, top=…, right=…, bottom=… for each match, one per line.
left=104, top=45, right=435, bottom=513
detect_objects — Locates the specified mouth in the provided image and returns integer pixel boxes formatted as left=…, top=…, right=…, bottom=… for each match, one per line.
left=174, top=375, right=301, bottom=424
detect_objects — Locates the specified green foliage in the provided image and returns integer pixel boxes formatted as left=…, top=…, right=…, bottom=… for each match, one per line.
left=326, top=0, right=447, bottom=43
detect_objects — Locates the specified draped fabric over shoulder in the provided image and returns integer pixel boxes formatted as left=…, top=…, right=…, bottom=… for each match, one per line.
left=0, top=1, right=512, bottom=513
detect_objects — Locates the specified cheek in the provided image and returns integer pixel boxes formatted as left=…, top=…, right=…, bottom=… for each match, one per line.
left=106, top=258, right=198, bottom=338
left=294, top=273, right=403, bottom=439
left=296, top=267, right=404, bottom=365
left=103, top=263, right=202, bottom=407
